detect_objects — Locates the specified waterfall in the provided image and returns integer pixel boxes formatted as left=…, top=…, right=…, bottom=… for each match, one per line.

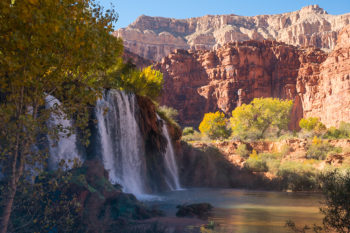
left=45, top=95, right=82, bottom=170
left=158, top=115, right=181, bottom=190
left=95, top=90, right=147, bottom=196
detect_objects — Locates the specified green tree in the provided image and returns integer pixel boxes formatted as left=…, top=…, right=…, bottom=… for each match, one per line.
left=236, top=144, right=250, bottom=159
left=199, top=112, right=230, bottom=139
left=299, top=117, right=326, bottom=134
left=230, top=98, right=293, bottom=139
left=0, top=0, right=122, bottom=231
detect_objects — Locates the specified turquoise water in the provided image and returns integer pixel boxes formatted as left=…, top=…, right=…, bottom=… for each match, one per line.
left=144, top=188, right=324, bottom=233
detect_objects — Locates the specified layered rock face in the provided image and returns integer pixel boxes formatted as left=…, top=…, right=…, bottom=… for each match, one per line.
left=297, top=25, right=350, bottom=127
left=155, top=25, right=350, bottom=128
left=154, top=40, right=320, bottom=127
left=115, top=5, right=350, bottom=61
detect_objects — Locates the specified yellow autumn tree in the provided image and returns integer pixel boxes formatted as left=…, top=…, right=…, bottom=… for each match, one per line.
left=230, top=98, right=293, bottom=139
left=0, top=0, right=123, bottom=231
left=199, top=111, right=230, bottom=139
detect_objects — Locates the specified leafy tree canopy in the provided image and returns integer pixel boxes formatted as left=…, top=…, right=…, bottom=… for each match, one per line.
left=299, top=117, right=326, bottom=133
left=107, top=63, right=163, bottom=101
left=230, top=98, right=293, bottom=139
left=0, top=0, right=124, bottom=231
left=199, top=111, right=230, bottom=139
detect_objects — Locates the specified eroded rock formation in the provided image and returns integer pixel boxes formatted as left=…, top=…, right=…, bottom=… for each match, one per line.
left=155, top=25, right=350, bottom=128
left=115, top=5, right=350, bottom=61
left=154, top=40, right=312, bottom=127
left=297, top=25, right=350, bottom=127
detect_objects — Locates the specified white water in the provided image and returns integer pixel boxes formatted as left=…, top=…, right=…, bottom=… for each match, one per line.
left=158, top=115, right=181, bottom=190
left=95, top=90, right=147, bottom=196
left=45, top=95, right=82, bottom=169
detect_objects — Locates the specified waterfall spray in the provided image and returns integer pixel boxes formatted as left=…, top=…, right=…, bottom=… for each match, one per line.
left=45, top=95, right=82, bottom=170
left=95, top=90, right=147, bottom=196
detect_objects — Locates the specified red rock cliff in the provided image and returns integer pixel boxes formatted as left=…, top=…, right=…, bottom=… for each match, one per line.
left=297, top=25, right=350, bottom=127
left=155, top=40, right=322, bottom=127
left=155, top=25, right=350, bottom=128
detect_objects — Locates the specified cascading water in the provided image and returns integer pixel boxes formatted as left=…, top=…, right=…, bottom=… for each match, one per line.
left=158, top=115, right=181, bottom=190
left=95, top=90, right=147, bottom=196
left=45, top=95, right=82, bottom=169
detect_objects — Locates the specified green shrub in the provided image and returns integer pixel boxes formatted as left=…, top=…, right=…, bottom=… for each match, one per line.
left=339, top=121, right=350, bottom=136
left=299, top=117, right=326, bottom=133
left=277, top=162, right=319, bottom=191
left=236, top=144, right=250, bottom=159
left=276, top=132, right=297, bottom=141
left=323, top=127, right=343, bottom=139
left=244, top=150, right=268, bottom=172
left=280, top=144, right=291, bottom=157
left=245, top=158, right=268, bottom=172
left=181, top=130, right=202, bottom=142
left=157, top=106, right=180, bottom=130
left=306, top=139, right=341, bottom=160
left=182, top=127, right=195, bottom=136
left=324, top=122, right=350, bottom=139
left=158, top=106, right=178, bottom=122
left=306, top=144, right=331, bottom=160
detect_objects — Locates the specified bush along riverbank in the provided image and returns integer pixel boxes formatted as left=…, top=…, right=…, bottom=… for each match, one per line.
left=175, top=138, right=350, bottom=192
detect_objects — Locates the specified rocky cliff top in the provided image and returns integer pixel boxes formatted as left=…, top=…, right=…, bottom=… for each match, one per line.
left=154, top=25, right=350, bottom=128
left=114, top=5, right=350, bottom=61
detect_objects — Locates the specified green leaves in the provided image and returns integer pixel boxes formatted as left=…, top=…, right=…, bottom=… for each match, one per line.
left=115, top=65, right=164, bottom=100
left=299, top=117, right=326, bottom=133
left=230, top=98, right=293, bottom=139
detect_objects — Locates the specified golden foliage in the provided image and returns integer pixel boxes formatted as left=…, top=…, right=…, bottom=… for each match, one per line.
left=199, top=111, right=230, bottom=139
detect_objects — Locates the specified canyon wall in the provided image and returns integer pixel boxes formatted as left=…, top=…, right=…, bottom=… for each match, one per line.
left=154, top=25, right=350, bottom=128
left=115, top=5, right=350, bottom=61
left=297, top=25, right=350, bottom=127
left=153, top=40, right=316, bottom=127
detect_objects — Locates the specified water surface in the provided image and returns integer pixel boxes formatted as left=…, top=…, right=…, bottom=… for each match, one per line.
left=145, top=188, right=323, bottom=233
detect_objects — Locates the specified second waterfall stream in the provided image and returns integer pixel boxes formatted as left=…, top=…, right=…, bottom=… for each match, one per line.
left=95, top=90, right=181, bottom=197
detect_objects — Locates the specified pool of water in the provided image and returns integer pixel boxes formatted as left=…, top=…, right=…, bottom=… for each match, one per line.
left=144, top=188, right=324, bottom=233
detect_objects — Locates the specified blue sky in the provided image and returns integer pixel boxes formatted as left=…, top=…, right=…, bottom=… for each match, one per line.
left=98, top=0, right=350, bottom=29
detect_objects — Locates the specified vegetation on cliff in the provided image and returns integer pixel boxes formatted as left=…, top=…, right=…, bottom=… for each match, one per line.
left=181, top=97, right=350, bottom=192
left=193, top=98, right=294, bottom=141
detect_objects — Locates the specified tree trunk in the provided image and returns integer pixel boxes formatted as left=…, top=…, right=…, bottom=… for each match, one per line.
left=1, top=121, right=24, bottom=233
left=0, top=184, right=17, bottom=233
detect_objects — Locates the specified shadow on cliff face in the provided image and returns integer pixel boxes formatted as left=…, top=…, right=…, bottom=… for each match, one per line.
left=175, top=141, right=276, bottom=189
left=154, top=49, right=218, bottom=128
